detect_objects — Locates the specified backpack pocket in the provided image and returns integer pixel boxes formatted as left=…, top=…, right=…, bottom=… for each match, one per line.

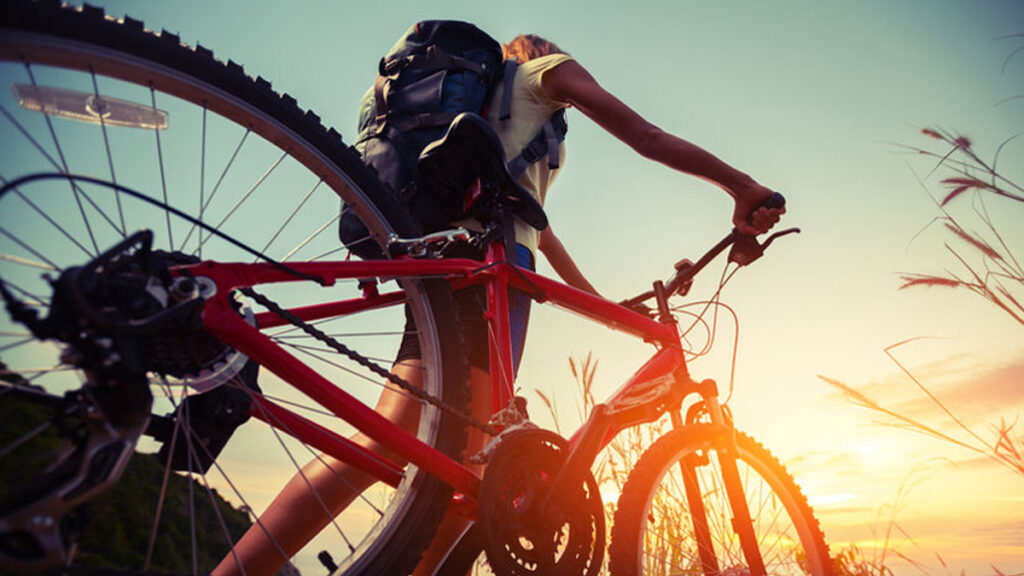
left=388, top=70, right=445, bottom=116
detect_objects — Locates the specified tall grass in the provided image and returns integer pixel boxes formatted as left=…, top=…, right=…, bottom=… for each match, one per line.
left=820, top=127, right=1024, bottom=575
left=824, top=127, right=1024, bottom=476
left=537, top=353, right=672, bottom=493
left=533, top=352, right=674, bottom=575
left=898, top=127, right=1024, bottom=327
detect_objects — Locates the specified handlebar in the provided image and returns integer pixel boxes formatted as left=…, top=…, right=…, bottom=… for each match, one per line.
left=619, top=192, right=798, bottom=312
left=619, top=226, right=800, bottom=311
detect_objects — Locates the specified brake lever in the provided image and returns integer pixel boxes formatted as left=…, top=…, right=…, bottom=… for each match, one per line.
left=761, top=227, right=801, bottom=250
left=728, top=227, right=800, bottom=266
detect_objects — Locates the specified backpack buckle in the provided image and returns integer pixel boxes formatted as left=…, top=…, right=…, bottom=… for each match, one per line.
left=378, top=56, right=406, bottom=77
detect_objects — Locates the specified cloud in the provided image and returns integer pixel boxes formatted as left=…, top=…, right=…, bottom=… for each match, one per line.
left=891, top=515, right=1024, bottom=561
left=939, top=450, right=1024, bottom=474
left=824, top=356, right=1024, bottom=430
left=969, top=519, right=1024, bottom=548
left=933, top=363, right=1023, bottom=412
left=788, top=449, right=865, bottom=476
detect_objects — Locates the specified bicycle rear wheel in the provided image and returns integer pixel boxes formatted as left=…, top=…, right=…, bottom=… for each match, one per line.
left=0, top=2, right=467, bottom=575
left=609, top=426, right=833, bottom=576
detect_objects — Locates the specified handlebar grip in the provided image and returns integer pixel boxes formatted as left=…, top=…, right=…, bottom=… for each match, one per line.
left=742, top=191, right=785, bottom=230
left=759, top=191, right=786, bottom=211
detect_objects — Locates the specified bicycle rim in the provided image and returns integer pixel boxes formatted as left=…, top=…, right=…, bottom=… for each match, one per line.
left=610, top=426, right=833, bottom=576
left=0, top=2, right=467, bottom=575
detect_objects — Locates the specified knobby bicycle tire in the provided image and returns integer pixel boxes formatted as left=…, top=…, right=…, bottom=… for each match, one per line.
left=0, top=1, right=468, bottom=575
left=609, top=426, right=833, bottom=576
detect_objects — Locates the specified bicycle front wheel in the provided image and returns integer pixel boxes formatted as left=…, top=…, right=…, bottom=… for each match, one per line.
left=0, top=2, right=467, bottom=575
left=610, top=426, right=833, bottom=576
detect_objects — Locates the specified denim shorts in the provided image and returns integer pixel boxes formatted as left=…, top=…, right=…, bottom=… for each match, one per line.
left=395, top=244, right=533, bottom=376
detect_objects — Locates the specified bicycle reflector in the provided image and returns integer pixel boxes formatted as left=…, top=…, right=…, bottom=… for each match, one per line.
left=13, top=83, right=168, bottom=129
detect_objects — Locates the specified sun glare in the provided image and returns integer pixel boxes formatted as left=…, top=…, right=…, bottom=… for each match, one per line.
left=805, top=492, right=857, bottom=508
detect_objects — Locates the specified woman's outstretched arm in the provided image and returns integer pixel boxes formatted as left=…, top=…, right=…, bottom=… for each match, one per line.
left=541, top=60, right=783, bottom=234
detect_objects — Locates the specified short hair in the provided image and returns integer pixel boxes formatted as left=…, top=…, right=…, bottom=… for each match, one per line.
left=502, top=34, right=566, bottom=63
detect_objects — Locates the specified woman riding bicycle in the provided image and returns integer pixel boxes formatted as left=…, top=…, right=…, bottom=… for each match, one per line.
left=213, top=32, right=783, bottom=576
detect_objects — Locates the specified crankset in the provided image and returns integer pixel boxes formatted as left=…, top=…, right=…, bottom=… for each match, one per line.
left=479, top=428, right=604, bottom=576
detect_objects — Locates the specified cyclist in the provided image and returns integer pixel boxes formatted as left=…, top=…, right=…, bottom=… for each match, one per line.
left=213, top=33, right=782, bottom=576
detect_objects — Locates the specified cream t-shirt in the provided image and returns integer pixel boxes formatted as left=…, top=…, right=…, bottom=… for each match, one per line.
left=486, top=53, right=573, bottom=255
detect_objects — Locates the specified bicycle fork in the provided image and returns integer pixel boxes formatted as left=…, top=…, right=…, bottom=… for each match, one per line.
left=675, top=390, right=768, bottom=576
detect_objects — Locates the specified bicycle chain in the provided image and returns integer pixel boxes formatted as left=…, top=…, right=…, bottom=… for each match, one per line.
left=238, top=287, right=498, bottom=437
left=57, top=568, right=189, bottom=576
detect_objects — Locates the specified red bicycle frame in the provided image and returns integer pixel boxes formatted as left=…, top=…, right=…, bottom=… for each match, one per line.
left=183, top=239, right=698, bottom=513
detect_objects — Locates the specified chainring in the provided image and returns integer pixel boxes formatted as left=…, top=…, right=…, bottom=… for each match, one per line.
left=479, top=428, right=604, bottom=576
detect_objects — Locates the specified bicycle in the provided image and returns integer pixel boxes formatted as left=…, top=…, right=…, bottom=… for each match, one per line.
left=0, top=2, right=833, bottom=575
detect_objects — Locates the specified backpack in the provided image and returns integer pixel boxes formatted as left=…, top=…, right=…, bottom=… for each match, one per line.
left=340, top=20, right=567, bottom=259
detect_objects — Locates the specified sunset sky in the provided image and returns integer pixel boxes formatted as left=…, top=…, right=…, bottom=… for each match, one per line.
left=33, top=0, right=1024, bottom=573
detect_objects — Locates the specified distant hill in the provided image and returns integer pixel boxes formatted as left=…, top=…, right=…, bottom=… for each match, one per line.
left=0, top=364, right=254, bottom=574
left=73, top=450, right=254, bottom=573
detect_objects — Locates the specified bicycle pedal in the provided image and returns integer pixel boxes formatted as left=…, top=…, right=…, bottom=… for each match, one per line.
left=487, top=395, right=530, bottom=428
left=469, top=421, right=538, bottom=465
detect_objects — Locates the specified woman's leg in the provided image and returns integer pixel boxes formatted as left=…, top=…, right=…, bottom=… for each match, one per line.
left=212, top=360, right=425, bottom=576
left=413, top=246, right=536, bottom=574
left=411, top=366, right=492, bottom=576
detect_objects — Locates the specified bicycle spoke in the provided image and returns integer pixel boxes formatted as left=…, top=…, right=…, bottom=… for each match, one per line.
left=2, top=177, right=94, bottom=259
left=0, top=226, right=62, bottom=272
left=199, top=151, right=287, bottom=255
left=0, top=111, right=125, bottom=252
left=199, top=105, right=207, bottom=259
left=144, top=379, right=185, bottom=572
left=261, top=303, right=373, bottom=339
left=640, top=518, right=692, bottom=572
left=274, top=330, right=407, bottom=340
left=186, top=404, right=201, bottom=576
left=247, top=398, right=364, bottom=553
left=146, top=85, right=174, bottom=250
left=0, top=279, right=48, bottom=312
left=259, top=179, right=323, bottom=257
left=0, top=102, right=62, bottom=170
left=258, top=392, right=340, bottom=420
left=288, top=343, right=419, bottom=379
left=191, top=456, right=256, bottom=576
left=707, top=459, right=739, bottom=562
left=283, top=341, right=410, bottom=393
left=2, top=365, right=74, bottom=381
left=280, top=212, right=340, bottom=262
left=307, top=245, right=347, bottom=262
left=24, top=64, right=103, bottom=256
left=89, top=67, right=126, bottom=237
left=180, top=127, right=251, bottom=254
left=0, top=336, right=37, bottom=354
left=203, top=129, right=251, bottom=217
left=338, top=204, right=377, bottom=254
left=248, top=385, right=399, bottom=519
left=0, top=419, right=51, bottom=459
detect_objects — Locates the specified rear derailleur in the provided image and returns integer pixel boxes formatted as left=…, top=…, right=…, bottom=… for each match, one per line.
left=0, top=231, right=256, bottom=569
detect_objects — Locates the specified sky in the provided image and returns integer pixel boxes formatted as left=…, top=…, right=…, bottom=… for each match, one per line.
left=9, top=0, right=1024, bottom=573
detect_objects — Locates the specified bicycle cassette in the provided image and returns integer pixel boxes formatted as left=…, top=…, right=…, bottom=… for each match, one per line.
left=479, top=428, right=604, bottom=576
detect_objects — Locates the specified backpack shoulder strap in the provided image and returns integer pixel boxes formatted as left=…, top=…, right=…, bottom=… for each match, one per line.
left=498, top=59, right=518, bottom=121
left=506, top=108, right=568, bottom=180
left=497, top=59, right=568, bottom=179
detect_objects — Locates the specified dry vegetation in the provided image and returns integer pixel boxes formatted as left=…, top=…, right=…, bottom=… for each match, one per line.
left=826, top=126, right=1024, bottom=476
left=822, top=125, right=1024, bottom=574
